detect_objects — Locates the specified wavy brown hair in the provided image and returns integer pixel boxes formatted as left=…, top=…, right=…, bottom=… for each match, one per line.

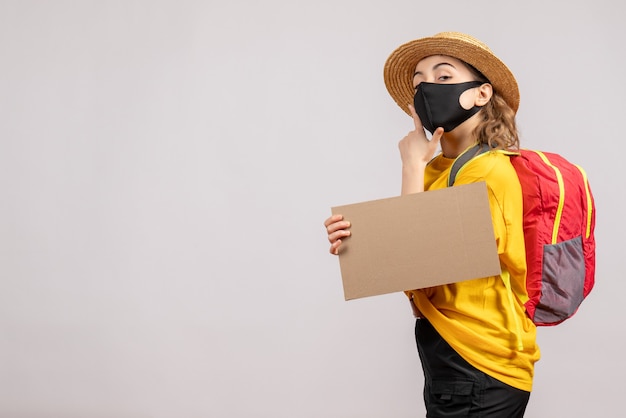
left=474, top=92, right=519, bottom=150
left=466, top=64, right=520, bottom=150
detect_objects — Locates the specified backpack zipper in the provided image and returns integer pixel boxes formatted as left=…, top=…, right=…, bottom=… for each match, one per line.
left=575, top=164, right=593, bottom=239
left=533, top=151, right=565, bottom=244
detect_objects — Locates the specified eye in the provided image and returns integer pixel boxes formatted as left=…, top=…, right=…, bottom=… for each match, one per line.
left=438, top=75, right=452, bottom=82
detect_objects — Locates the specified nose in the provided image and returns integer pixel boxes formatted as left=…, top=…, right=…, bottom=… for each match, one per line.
left=414, top=75, right=435, bottom=89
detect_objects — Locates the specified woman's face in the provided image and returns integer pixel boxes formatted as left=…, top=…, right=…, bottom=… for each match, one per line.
left=413, top=55, right=485, bottom=110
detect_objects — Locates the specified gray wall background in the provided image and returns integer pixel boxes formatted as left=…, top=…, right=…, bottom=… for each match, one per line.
left=1, top=1, right=622, bottom=417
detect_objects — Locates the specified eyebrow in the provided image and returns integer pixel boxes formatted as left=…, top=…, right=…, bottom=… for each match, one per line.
left=414, top=62, right=457, bottom=77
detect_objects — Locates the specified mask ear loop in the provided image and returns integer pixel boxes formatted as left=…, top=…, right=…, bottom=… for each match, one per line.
left=470, top=82, right=493, bottom=109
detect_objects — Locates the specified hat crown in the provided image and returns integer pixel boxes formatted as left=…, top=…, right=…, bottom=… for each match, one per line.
left=432, top=32, right=492, bottom=53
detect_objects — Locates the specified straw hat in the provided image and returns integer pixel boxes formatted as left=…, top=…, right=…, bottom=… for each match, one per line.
left=383, top=32, right=519, bottom=116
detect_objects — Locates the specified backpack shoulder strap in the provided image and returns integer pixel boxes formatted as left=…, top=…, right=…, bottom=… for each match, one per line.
left=447, top=142, right=491, bottom=187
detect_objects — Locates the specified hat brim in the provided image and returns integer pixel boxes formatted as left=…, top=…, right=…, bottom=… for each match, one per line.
left=384, top=33, right=519, bottom=116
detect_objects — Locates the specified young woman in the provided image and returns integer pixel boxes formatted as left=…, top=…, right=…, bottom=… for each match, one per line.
left=324, top=32, right=540, bottom=417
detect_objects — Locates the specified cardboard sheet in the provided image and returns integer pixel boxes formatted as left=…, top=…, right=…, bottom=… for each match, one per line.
left=331, top=182, right=501, bottom=300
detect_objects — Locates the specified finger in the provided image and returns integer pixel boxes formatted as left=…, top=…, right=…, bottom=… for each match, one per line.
left=324, top=214, right=343, bottom=228
left=328, top=228, right=351, bottom=244
left=430, top=127, right=444, bottom=150
left=330, top=239, right=341, bottom=255
left=408, top=104, right=423, bottom=131
left=326, top=220, right=351, bottom=235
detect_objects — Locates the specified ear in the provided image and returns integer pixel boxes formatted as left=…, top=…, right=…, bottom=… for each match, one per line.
left=475, top=83, right=493, bottom=106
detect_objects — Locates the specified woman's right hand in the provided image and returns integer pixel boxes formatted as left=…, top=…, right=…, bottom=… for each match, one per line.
left=324, top=214, right=351, bottom=255
left=398, top=104, right=444, bottom=195
left=398, top=104, right=443, bottom=169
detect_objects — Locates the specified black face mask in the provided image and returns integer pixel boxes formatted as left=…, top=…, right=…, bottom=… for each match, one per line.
left=413, top=81, right=485, bottom=134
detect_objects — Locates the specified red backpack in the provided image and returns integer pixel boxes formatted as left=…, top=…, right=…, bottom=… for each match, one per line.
left=449, top=144, right=596, bottom=326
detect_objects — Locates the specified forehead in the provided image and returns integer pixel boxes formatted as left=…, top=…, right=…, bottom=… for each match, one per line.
left=414, top=55, right=468, bottom=72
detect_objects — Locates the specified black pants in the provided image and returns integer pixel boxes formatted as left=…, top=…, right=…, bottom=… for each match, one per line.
left=415, top=319, right=530, bottom=418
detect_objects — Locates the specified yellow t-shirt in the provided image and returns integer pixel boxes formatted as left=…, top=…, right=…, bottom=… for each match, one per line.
left=406, top=148, right=541, bottom=392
